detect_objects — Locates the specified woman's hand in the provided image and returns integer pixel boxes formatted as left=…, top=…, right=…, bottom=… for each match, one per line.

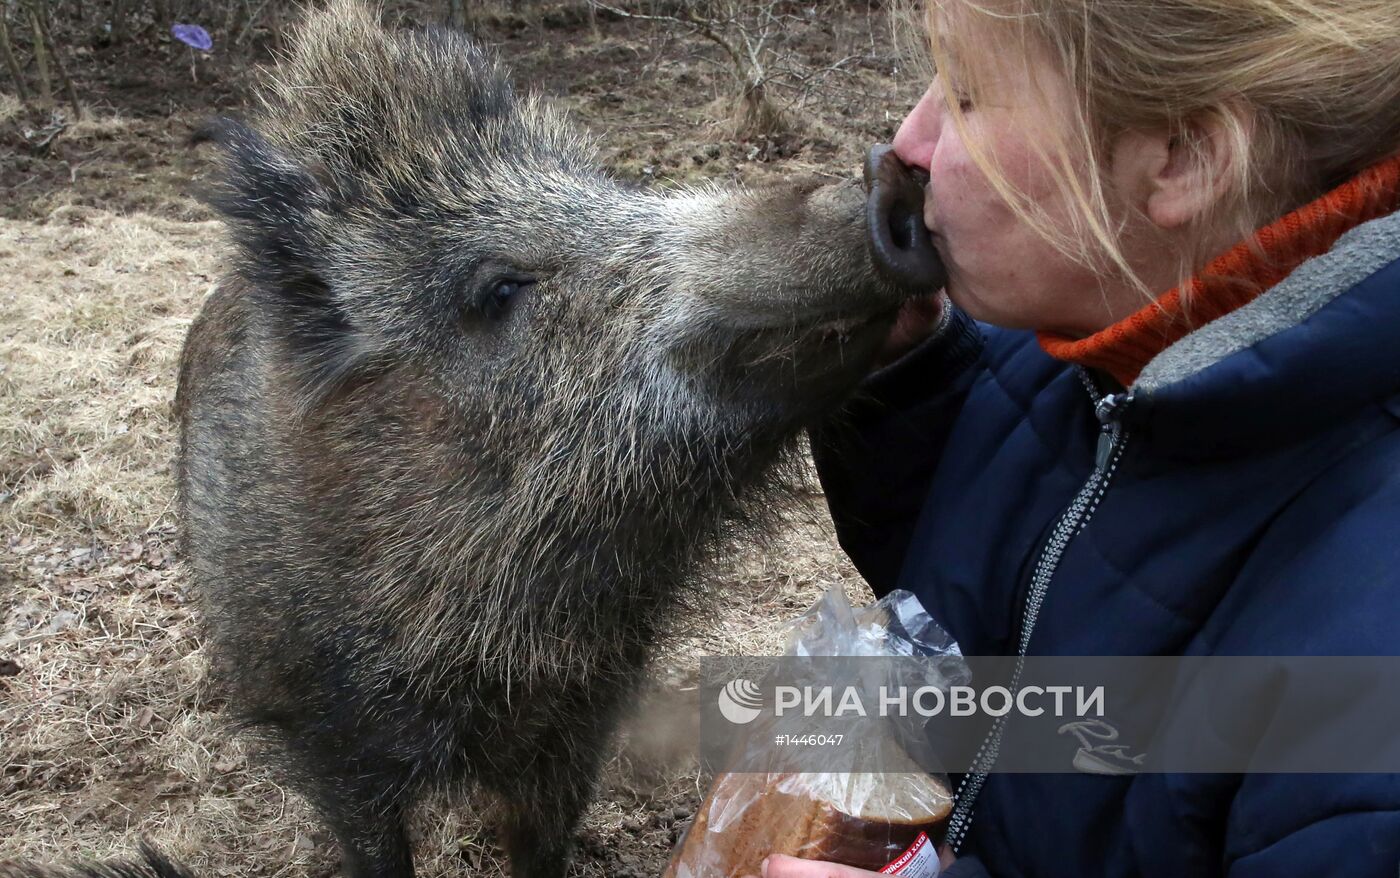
left=742, top=846, right=957, bottom=878
left=744, top=854, right=882, bottom=878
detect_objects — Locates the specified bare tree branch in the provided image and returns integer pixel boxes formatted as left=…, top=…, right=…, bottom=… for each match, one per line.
left=0, top=3, right=30, bottom=103
left=24, top=0, right=80, bottom=115
left=23, top=0, right=49, bottom=106
left=590, top=0, right=797, bottom=137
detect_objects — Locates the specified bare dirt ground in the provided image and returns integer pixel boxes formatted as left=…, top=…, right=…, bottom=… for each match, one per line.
left=1, top=5, right=923, bottom=876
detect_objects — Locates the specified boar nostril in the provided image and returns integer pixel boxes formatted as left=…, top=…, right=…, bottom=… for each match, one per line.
left=891, top=205, right=917, bottom=250
left=865, top=144, right=947, bottom=295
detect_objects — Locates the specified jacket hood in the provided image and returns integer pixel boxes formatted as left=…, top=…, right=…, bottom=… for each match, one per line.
left=1124, top=209, right=1400, bottom=459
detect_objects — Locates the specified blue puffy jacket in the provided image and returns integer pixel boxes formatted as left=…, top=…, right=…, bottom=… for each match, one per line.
left=810, top=207, right=1400, bottom=876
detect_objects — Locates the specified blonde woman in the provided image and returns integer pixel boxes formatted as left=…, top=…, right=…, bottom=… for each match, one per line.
left=784, top=1, right=1400, bottom=876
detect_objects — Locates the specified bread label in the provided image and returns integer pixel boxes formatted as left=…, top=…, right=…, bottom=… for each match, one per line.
left=879, top=832, right=940, bottom=878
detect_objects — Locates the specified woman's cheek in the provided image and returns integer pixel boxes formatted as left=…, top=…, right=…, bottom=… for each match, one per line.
left=927, top=164, right=1008, bottom=274
left=927, top=129, right=1011, bottom=235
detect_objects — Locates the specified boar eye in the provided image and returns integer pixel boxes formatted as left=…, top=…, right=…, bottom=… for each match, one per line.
left=481, top=276, right=533, bottom=320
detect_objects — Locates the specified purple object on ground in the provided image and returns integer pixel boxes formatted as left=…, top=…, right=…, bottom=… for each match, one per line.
left=172, top=23, right=213, bottom=52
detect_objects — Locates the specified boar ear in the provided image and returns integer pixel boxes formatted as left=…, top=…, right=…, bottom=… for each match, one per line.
left=194, top=117, right=373, bottom=413
left=193, top=117, right=329, bottom=291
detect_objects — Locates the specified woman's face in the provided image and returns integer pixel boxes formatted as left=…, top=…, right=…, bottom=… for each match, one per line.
left=892, top=46, right=1162, bottom=336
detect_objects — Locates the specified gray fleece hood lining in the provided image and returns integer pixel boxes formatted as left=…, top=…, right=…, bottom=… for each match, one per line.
left=1134, top=209, right=1400, bottom=392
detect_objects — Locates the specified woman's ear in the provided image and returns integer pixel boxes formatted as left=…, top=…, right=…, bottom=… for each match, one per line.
left=1141, top=110, right=1241, bottom=230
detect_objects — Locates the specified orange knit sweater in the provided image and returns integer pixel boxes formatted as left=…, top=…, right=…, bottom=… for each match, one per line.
left=1037, top=154, right=1400, bottom=387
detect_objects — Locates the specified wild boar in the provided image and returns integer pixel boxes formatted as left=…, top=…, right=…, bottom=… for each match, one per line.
left=173, top=3, right=943, bottom=877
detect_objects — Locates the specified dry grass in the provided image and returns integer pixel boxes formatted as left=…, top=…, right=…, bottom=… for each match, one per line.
left=0, top=206, right=217, bottom=540
left=0, top=92, right=22, bottom=124
left=0, top=136, right=869, bottom=878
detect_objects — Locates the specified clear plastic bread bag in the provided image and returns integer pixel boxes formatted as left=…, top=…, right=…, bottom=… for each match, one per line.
left=663, top=586, right=970, bottom=878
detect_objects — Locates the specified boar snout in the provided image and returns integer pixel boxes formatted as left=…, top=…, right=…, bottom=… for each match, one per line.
left=865, top=144, right=947, bottom=295
left=651, top=177, right=919, bottom=419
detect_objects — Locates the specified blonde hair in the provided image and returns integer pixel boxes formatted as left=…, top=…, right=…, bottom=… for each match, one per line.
left=905, top=0, right=1400, bottom=296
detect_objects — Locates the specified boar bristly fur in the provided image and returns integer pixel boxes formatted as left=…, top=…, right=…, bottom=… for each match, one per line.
left=0, top=845, right=194, bottom=878
left=176, top=3, right=913, bottom=877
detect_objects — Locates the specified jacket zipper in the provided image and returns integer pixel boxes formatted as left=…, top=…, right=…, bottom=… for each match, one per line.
left=943, top=368, right=1133, bottom=853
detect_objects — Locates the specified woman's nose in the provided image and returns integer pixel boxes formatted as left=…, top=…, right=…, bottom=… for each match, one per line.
left=892, top=85, right=941, bottom=172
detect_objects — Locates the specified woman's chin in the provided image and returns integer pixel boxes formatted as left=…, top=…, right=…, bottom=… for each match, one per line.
left=946, top=284, right=1038, bottom=331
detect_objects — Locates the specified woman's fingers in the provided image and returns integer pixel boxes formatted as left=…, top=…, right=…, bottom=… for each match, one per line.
left=756, top=853, right=889, bottom=878
left=938, top=844, right=957, bottom=869
left=739, top=847, right=952, bottom=878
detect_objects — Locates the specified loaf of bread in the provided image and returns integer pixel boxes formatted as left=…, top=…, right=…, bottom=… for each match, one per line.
left=662, top=769, right=952, bottom=878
